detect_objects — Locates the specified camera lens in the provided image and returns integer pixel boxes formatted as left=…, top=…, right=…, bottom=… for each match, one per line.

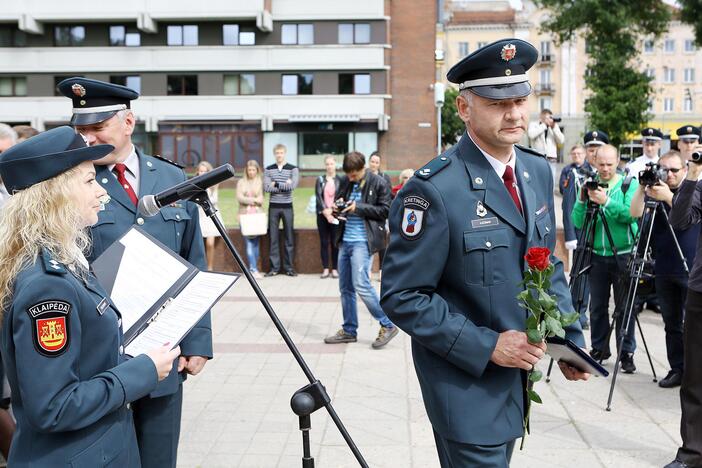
left=692, top=152, right=702, bottom=163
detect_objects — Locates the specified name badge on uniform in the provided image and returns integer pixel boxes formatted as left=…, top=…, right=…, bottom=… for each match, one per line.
left=471, top=217, right=499, bottom=229
left=97, top=298, right=109, bottom=316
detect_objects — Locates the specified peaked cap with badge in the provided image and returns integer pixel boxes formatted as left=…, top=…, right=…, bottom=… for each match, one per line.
left=381, top=39, right=584, bottom=462
left=0, top=126, right=114, bottom=193
left=447, top=38, right=538, bottom=100
left=584, top=130, right=609, bottom=147
left=676, top=125, right=701, bottom=141
left=57, top=77, right=139, bottom=126
left=641, top=127, right=664, bottom=141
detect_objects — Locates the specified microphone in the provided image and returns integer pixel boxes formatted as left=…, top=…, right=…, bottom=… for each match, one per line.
left=138, top=163, right=236, bottom=217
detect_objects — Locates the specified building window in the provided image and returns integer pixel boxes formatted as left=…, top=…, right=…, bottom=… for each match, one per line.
left=685, top=39, right=696, bottom=52
left=0, top=77, right=27, bottom=96
left=167, top=75, right=198, bottom=95
left=645, top=68, right=656, bottom=80
left=109, top=26, right=141, bottom=46
left=643, top=39, right=654, bottom=53
left=223, top=24, right=239, bottom=45
left=167, top=25, right=198, bottom=46
left=539, top=68, right=551, bottom=85
left=664, top=67, right=675, bottom=83
left=539, top=97, right=552, bottom=111
left=540, top=41, right=551, bottom=60
left=664, top=38, right=675, bottom=53
left=338, top=23, right=370, bottom=44
left=239, top=31, right=255, bottom=45
left=339, top=73, right=371, bottom=94
left=684, top=95, right=693, bottom=112
left=0, top=27, right=27, bottom=47
left=458, top=42, right=469, bottom=57
left=110, top=75, right=141, bottom=94
left=54, top=26, right=85, bottom=46
left=684, top=68, right=695, bottom=83
left=281, top=74, right=313, bottom=95
left=223, top=74, right=256, bottom=95
left=281, top=24, right=314, bottom=45
left=664, top=97, right=674, bottom=112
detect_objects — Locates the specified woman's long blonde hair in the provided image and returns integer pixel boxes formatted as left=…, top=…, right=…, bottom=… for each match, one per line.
left=0, top=167, right=89, bottom=315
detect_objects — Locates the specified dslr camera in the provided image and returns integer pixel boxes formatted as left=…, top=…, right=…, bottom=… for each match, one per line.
left=691, top=151, right=702, bottom=164
left=638, top=162, right=668, bottom=187
left=552, top=116, right=562, bottom=123
left=332, top=199, right=352, bottom=218
left=577, top=166, right=603, bottom=191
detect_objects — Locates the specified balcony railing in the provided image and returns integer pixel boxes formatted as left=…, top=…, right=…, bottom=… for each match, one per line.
left=535, top=83, right=555, bottom=95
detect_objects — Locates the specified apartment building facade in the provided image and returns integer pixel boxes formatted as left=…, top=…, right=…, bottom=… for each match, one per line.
left=0, top=0, right=436, bottom=171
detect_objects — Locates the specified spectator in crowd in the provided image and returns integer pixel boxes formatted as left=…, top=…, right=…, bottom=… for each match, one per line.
left=527, top=108, right=564, bottom=183
left=237, top=160, right=265, bottom=280
left=324, top=151, right=397, bottom=349
left=676, top=125, right=700, bottom=164
left=264, top=144, right=299, bottom=277
left=584, top=130, right=609, bottom=167
left=195, top=161, right=223, bottom=271
left=628, top=127, right=663, bottom=177
left=315, top=155, right=342, bottom=278
left=572, top=144, right=640, bottom=372
left=559, top=143, right=590, bottom=328
left=11, top=125, right=39, bottom=143
left=0, top=124, right=17, bottom=207
left=392, top=168, right=414, bottom=198
left=367, top=151, right=392, bottom=281
left=631, top=151, right=698, bottom=389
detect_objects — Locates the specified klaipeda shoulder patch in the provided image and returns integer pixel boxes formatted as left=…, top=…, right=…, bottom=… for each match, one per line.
left=26, top=300, right=71, bottom=357
left=401, top=195, right=430, bottom=240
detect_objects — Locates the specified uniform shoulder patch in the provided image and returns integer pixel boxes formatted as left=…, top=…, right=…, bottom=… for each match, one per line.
left=415, top=155, right=451, bottom=180
left=400, top=195, right=430, bottom=240
left=150, top=154, right=185, bottom=169
left=515, top=144, right=546, bottom=158
left=27, top=300, right=71, bottom=357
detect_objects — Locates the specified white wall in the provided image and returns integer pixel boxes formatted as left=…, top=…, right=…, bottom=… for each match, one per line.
left=263, top=132, right=298, bottom=167
left=271, top=0, right=385, bottom=20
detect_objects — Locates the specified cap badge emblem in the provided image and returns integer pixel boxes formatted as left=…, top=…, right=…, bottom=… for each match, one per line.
left=648, top=129, right=653, bottom=135
left=688, top=127, right=692, bottom=132
left=71, top=83, right=86, bottom=97
left=501, top=44, right=517, bottom=61
left=476, top=201, right=487, bottom=218
left=593, top=131, right=598, bottom=137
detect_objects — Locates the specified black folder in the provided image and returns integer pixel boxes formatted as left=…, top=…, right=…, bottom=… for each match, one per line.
left=546, top=336, right=609, bottom=377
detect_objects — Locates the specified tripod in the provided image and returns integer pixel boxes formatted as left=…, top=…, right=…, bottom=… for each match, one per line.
left=185, top=175, right=368, bottom=467
left=605, top=199, right=689, bottom=410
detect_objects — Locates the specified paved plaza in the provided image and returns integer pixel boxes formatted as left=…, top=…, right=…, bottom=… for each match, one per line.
left=178, top=271, right=682, bottom=467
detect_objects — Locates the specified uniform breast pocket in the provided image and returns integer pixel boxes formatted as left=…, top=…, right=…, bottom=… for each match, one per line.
left=159, top=206, right=192, bottom=251
left=463, top=229, right=510, bottom=286
left=535, top=214, right=552, bottom=245
left=69, top=423, right=125, bottom=467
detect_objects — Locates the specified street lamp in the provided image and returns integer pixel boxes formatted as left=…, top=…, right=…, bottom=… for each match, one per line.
left=434, top=82, right=445, bottom=154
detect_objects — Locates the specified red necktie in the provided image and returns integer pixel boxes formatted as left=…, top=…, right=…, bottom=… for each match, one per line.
left=502, top=165, right=523, bottom=215
left=114, top=163, right=138, bottom=206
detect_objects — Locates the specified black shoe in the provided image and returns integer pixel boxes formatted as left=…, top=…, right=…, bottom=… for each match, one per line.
left=589, top=348, right=611, bottom=362
left=285, top=270, right=298, bottom=277
left=620, top=352, right=636, bottom=374
left=664, top=459, right=690, bottom=468
left=264, top=270, right=279, bottom=277
left=659, top=370, right=683, bottom=388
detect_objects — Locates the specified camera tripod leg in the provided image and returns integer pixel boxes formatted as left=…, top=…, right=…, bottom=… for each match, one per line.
left=635, top=315, right=658, bottom=382
left=606, top=333, right=628, bottom=411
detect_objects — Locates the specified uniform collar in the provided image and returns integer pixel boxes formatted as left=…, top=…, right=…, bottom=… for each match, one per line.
left=466, top=130, right=516, bottom=179
left=108, top=144, right=138, bottom=175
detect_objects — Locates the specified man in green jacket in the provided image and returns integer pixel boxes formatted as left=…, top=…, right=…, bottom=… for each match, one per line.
left=572, top=144, right=639, bottom=372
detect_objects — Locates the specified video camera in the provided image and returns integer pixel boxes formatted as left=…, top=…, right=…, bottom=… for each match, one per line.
left=638, top=162, right=668, bottom=187
left=576, top=166, right=605, bottom=191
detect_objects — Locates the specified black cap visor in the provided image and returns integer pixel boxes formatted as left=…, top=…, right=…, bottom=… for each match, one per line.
left=468, top=81, right=532, bottom=100
left=70, top=110, right=119, bottom=126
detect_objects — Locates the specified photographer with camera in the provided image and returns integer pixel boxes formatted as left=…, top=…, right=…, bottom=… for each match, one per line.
left=572, top=144, right=640, bottom=372
left=630, top=152, right=699, bottom=389
left=628, top=127, right=663, bottom=178
left=324, top=151, right=398, bottom=349
left=665, top=144, right=702, bottom=468
left=528, top=108, right=564, bottom=184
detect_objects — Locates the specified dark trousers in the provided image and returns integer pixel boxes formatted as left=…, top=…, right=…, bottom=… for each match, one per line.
left=656, top=275, right=687, bottom=372
left=316, top=214, right=338, bottom=269
left=268, top=206, right=294, bottom=272
left=133, top=385, right=183, bottom=468
left=570, top=228, right=589, bottom=327
left=589, top=254, right=636, bottom=354
left=433, top=430, right=515, bottom=468
left=677, top=289, right=702, bottom=466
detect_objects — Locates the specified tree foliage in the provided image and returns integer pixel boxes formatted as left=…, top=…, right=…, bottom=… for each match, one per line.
left=534, top=0, right=671, bottom=147
left=441, top=87, right=464, bottom=148
left=679, top=0, right=702, bottom=47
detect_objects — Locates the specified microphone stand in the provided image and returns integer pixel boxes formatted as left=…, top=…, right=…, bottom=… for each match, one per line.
left=189, top=190, right=369, bottom=468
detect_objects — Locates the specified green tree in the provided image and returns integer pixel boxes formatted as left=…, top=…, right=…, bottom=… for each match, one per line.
left=678, top=0, right=702, bottom=46
left=441, top=87, right=464, bottom=148
left=534, top=0, right=670, bottom=147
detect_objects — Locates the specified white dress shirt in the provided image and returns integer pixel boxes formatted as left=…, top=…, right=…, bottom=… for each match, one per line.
left=108, top=145, right=140, bottom=196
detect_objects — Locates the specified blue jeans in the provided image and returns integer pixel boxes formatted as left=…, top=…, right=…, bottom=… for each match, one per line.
left=245, top=236, right=260, bottom=272
left=338, top=241, right=393, bottom=335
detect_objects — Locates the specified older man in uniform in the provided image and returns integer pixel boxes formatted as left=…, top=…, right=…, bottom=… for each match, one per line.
left=380, top=39, right=588, bottom=467
left=57, top=77, right=211, bottom=468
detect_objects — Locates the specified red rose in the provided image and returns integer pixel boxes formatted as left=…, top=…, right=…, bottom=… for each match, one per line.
left=525, top=247, right=551, bottom=271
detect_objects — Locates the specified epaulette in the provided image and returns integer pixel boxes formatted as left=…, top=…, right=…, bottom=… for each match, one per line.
left=151, top=154, right=185, bottom=169
left=515, top=144, right=547, bottom=158
left=41, top=249, right=67, bottom=275
left=415, top=155, right=451, bottom=180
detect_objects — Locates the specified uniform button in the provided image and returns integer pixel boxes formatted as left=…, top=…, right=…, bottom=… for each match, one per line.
left=485, top=241, right=492, bottom=248
left=137, top=217, right=144, bottom=225
left=175, top=214, right=181, bottom=220
left=440, top=157, right=447, bottom=161
left=101, top=178, right=108, bottom=184
left=117, top=318, right=122, bottom=327
left=546, top=226, right=550, bottom=233
left=126, top=403, right=131, bottom=410
left=119, top=345, right=124, bottom=355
